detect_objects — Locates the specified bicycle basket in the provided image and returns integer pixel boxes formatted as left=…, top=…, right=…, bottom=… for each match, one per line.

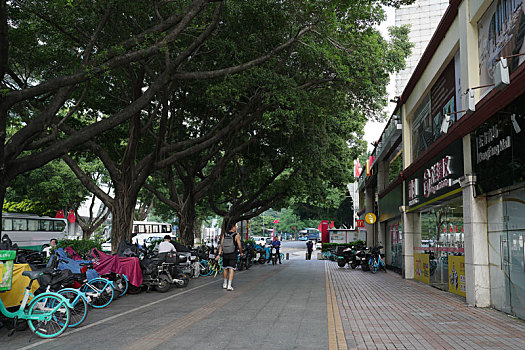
left=0, top=250, right=16, bottom=292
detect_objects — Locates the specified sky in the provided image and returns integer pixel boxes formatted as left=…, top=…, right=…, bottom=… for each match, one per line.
left=363, top=6, right=396, bottom=152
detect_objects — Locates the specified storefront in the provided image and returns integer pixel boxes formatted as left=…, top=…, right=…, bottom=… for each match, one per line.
left=406, top=139, right=465, bottom=295
left=472, top=93, right=525, bottom=318
left=379, top=184, right=403, bottom=272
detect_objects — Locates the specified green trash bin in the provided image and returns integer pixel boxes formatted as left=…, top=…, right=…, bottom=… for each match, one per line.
left=0, top=250, right=16, bottom=292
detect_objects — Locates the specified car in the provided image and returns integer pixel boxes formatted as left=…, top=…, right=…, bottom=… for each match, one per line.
left=299, top=236, right=308, bottom=241
left=251, top=236, right=266, bottom=247
left=315, top=242, right=322, bottom=250
left=101, top=240, right=112, bottom=252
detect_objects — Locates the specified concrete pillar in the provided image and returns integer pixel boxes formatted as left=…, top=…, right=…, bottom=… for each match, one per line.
left=366, top=189, right=375, bottom=246
left=460, top=174, right=490, bottom=307
left=401, top=206, right=420, bottom=279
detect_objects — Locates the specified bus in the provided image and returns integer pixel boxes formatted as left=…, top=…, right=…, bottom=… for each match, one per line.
left=1, top=213, right=68, bottom=250
left=299, top=228, right=320, bottom=242
left=131, top=220, right=174, bottom=246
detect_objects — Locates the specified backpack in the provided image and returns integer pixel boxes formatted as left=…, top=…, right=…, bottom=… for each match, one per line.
left=222, top=232, right=236, bottom=254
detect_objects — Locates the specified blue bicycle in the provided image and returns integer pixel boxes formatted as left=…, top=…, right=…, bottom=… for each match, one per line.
left=368, top=246, right=386, bottom=274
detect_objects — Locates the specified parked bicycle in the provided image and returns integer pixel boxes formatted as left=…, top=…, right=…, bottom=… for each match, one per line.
left=1, top=251, right=71, bottom=338
left=368, top=246, right=386, bottom=273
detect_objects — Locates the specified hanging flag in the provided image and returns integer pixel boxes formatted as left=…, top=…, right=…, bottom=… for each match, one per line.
left=354, top=159, right=361, bottom=177
left=273, top=219, right=279, bottom=224
left=67, top=210, right=76, bottom=223
left=369, top=155, right=376, bottom=166
left=365, top=159, right=371, bottom=176
left=55, top=210, right=65, bottom=219
left=329, top=220, right=334, bottom=229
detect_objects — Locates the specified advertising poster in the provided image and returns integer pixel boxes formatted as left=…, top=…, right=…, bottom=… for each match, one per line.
left=478, top=1, right=525, bottom=97
left=414, top=253, right=430, bottom=284
left=448, top=255, right=466, bottom=297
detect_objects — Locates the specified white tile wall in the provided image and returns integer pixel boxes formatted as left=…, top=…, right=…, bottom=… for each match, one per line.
left=394, top=0, right=449, bottom=96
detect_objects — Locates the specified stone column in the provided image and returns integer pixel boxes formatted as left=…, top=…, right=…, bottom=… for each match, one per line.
left=460, top=173, right=490, bottom=307
left=366, top=189, right=375, bottom=246
left=401, top=206, right=420, bottom=279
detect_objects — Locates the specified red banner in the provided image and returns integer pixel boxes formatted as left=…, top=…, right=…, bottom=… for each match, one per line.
left=67, top=210, right=76, bottom=223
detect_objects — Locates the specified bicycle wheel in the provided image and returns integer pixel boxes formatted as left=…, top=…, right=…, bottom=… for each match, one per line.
left=27, top=293, right=70, bottom=338
left=82, top=279, right=114, bottom=308
left=369, top=259, right=376, bottom=273
left=57, top=289, right=88, bottom=328
left=115, top=275, right=129, bottom=297
left=200, top=262, right=211, bottom=276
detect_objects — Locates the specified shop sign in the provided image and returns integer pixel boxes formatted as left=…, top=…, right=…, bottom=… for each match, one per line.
left=356, top=220, right=365, bottom=228
left=423, top=155, right=455, bottom=198
left=365, top=213, right=376, bottom=224
left=448, top=255, right=466, bottom=297
left=406, top=140, right=463, bottom=208
left=476, top=124, right=511, bottom=164
left=472, top=98, right=525, bottom=194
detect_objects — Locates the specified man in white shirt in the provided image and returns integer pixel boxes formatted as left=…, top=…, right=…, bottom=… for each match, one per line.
left=158, top=235, right=176, bottom=253
left=43, top=238, right=58, bottom=257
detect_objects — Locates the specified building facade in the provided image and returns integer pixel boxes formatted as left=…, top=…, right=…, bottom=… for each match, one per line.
left=395, top=0, right=450, bottom=96
left=358, top=0, right=525, bottom=320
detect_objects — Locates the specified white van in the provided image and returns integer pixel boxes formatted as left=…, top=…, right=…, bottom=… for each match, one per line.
left=251, top=236, right=267, bottom=247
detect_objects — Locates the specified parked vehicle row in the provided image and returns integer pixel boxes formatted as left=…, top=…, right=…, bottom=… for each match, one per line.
left=331, top=245, right=386, bottom=273
left=1, top=234, right=278, bottom=339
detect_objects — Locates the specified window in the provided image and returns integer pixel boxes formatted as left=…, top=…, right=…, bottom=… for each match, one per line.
left=40, top=220, right=53, bottom=231
left=152, top=225, right=159, bottom=233
left=28, top=219, right=39, bottom=231
left=13, top=219, right=27, bottom=231
left=2, top=218, right=12, bottom=231
left=54, top=220, right=66, bottom=232
left=161, top=225, right=169, bottom=233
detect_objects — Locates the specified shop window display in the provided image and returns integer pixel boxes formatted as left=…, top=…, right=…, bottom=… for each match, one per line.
left=417, top=197, right=464, bottom=293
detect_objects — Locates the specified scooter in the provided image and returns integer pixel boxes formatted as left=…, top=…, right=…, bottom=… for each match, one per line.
left=139, top=249, right=190, bottom=292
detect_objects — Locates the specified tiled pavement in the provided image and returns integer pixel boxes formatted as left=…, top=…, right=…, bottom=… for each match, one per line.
left=326, top=262, right=525, bottom=350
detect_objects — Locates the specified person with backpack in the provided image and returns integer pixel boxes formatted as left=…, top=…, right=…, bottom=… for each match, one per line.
left=216, top=222, right=243, bottom=291
left=306, top=240, right=314, bottom=260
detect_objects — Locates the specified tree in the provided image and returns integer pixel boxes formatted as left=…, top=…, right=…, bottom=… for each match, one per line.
left=1, top=0, right=237, bottom=228
left=4, top=159, right=89, bottom=216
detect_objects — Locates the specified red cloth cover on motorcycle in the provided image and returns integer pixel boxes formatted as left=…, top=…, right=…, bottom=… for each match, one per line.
left=90, top=249, right=143, bottom=287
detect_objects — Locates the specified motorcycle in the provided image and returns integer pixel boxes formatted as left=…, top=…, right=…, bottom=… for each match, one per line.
left=357, top=247, right=370, bottom=271
left=335, top=246, right=356, bottom=268
left=270, top=246, right=278, bottom=265
left=139, top=249, right=190, bottom=293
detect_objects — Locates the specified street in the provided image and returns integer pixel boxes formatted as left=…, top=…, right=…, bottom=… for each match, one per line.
left=2, top=241, right=525, bottom=349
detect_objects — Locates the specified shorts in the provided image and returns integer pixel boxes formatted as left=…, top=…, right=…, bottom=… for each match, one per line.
left=222, top=253, right=237, bottom=270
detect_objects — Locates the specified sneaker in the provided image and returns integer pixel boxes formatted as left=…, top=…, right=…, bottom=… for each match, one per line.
left=222, top=280, right=228, bottom=289
left=227, top=285, right=234, bottom=291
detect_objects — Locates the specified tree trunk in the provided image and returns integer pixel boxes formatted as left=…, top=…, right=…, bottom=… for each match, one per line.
left=111, top=186, right=138, bottom=253
left=178, top=199, right=196, bottom=246
left=82, top=228, right=94, bottom=240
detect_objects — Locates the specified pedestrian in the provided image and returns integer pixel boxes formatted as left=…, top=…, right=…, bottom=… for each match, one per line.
left=158, top=235, right=176, bottom=253
left=272, top=236, right=282, bottom=264
left=216, top=222, right=243, bottom=291
left=43, top=238, right=58, bottom=257
left=306, top=240, right=314, bottom=260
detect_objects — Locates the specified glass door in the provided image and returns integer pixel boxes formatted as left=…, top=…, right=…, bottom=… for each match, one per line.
left=503, top=187, right=525, bottom=319
left=488, top=196, right=512, bottom=314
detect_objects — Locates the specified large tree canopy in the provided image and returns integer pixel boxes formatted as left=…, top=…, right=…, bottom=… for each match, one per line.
left=1, top=0, right=413, bottom=247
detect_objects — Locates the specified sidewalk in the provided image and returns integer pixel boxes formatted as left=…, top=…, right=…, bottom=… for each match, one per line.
left=326, top=262, right=525, bottom=350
